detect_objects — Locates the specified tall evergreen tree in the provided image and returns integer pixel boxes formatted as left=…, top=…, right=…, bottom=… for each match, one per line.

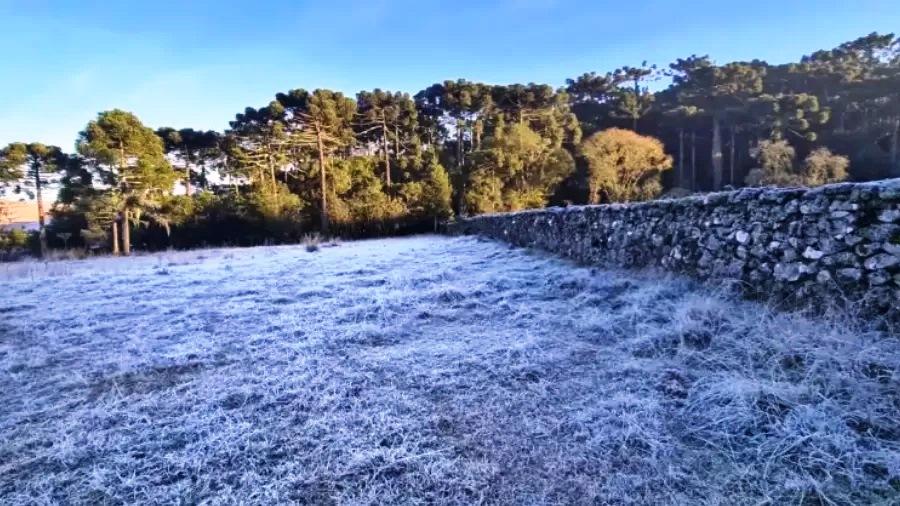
left=610, top=62, right=657, bottom=132
left=157, top=128, right=223, bottom=193
left=77, top=110, right=176, bottom=255
left=0, top=142, right=67, bottom=255
left=415, top=80, right=493, bottom=215
left=355, top=90, right=419, bottom=186
left=668, top=57, right=767, bottom=189
left=275, top=89, right=357, bottom=233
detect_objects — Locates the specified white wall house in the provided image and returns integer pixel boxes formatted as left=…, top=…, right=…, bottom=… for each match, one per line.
left=0, top=200, right=47, bottom=232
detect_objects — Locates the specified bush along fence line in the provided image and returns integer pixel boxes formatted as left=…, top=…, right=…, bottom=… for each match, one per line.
left=447, top=179, right=900, bottom=322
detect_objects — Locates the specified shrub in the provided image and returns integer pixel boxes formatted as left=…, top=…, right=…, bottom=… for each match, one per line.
left=0, top=228, right=36, bottom=261
left=302, top=233, right=321, bottom=252
left=801, top=147, right=849, bottom=186
left=747, top=142, right=850, bottom=188
left=751, top=139, right=798, bottom=186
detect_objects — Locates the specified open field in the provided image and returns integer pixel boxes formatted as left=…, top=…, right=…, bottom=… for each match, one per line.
left=1, top=236, right=899, bottom=504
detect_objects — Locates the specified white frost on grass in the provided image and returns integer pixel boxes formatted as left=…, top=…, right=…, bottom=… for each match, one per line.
left=1, top=235, right=899, bottom=504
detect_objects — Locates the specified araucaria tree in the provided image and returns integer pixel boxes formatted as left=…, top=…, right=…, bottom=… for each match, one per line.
left=156, top=128, right=223, bottom=193
left=18, top=31, right=900, bottom=254
left=671, top=58, right=765, bottom=190
left=579, top=128, right=673, bottom=203
left=274, top=89, right=357, bottom=233
left=355, top=89, right=419, bottom=187
left=77, top=110, right=176, bottom=255
left=0, top=142, right=66, bottom=255
left=415, top=80, right=494, bottom=214
left=610, top=62, right=657, bottom=132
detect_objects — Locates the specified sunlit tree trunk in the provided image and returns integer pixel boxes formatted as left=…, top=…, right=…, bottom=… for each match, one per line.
left=382, top=115, right=391, bottom=186
left=712, top=114, right=723, bottom=190
left=122, top=209, right=131, bottom=255
left=691, top=130, right=697, bottom=191
left=111, top=219, right=120, bottom=255
left=118, top=143, right=131, bottom=255
left=588, top=180, right=599, bottom=205
left=32, top=161, right=47, bottom=257
left=729, top=126, right=736, bottom=186
left=456, top=118, right=465, bottom=167
left=185, top=160, right=192, bottom=195
left=316, top=123, right=329, bottom=233
left=456, top=118, right=467, bottom=215
left=269, top=150, right=279, bottom=209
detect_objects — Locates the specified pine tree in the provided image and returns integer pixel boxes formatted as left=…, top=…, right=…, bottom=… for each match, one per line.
left=0, top=142, right=67, bottom=255
left=77, top=110, right=176, bottom=255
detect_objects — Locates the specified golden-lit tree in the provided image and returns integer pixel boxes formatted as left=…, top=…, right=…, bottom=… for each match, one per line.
left=579, top=128, right=672, bottom=203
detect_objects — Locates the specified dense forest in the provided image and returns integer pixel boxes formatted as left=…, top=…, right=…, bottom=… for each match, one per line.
left=1, top=32, right=899, bottom=256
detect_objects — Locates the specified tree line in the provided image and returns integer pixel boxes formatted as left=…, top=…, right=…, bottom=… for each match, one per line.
left=1, top=32, right=898, bottom=256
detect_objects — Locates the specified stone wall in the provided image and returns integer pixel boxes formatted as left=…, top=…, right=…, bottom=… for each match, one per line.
left=447, top=179, right=900, bottom=321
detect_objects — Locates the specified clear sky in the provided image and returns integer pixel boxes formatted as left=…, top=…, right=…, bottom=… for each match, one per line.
left=1, top=0, right=898, bottom=151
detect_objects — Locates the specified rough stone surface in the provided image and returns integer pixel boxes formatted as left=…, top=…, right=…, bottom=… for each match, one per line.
left=448, top=179, right=900, bottom=320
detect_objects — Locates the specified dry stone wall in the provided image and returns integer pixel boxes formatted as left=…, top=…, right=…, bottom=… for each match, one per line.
left=448, top=179, right=900, bottom=320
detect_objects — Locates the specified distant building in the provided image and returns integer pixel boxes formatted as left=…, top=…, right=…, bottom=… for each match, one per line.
left=0, top=201, right=48, bottom=232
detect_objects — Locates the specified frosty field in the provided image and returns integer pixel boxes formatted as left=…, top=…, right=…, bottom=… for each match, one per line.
left=1, top=235, right=899, bottom=505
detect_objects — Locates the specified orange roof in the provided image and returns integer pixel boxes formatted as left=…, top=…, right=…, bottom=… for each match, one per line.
left=0, top=200, right=46, bottom=225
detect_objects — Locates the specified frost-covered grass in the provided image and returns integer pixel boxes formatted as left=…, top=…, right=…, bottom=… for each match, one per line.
left=1, top=235, right=898, bottom=505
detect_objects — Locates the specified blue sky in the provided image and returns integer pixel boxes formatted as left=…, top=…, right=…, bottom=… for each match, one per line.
left=1, top=0, right=898, bottom=151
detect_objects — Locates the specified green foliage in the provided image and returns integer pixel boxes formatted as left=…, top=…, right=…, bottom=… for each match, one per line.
left=55, top=156, right=93, bottom=205
left=151, top=194, right=197, bottom=237
left=75, top=109, right=177, bottom=253
left=752, top=93, right=829, bottom=141
left=225, top=105, right=291, bottom=186
left=156, top=128, right=223, bottom=190
left=328, top=156, right=402, bottom=224
left=465, top=172, right=505, bottom=214
left=0, top=143, right=66, bottom=249
left=415, top=80, right=580, bottom=215
left=579, top=128, right=673, bottom=203
left=466, top=122, right=575, bottom=213
left=356, top=89, right=421, bottom=184
left=0, top=227, right=39, bottom=260
left=79, top=191, right=123, bottom=247
left=247, top=184, right=302, bottom=221
left=0, top=228, right=30, bottom=252
left=401, top=155, right=453, bottom=221
left=609, top=63, right=658, bottom=131
left=0, top=143, right=65, bottom=196
left=422, top=160, right=453, bottom=220
left=78, top=110, right=176, bottom=194
left=566, top=72, right=618, bottom=103
left=270, top=88, right=358, bottom=231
